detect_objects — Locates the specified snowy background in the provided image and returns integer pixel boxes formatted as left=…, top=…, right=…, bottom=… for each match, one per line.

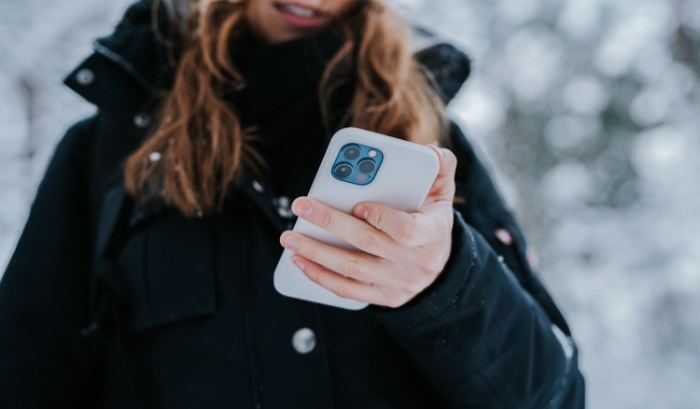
left=1, top=0, right=699, bottom=407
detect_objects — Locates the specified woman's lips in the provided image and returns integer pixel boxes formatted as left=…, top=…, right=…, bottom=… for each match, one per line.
left=274, top=2, right=328, bottom=29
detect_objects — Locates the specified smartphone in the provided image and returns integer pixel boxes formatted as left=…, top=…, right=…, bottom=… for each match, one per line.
left=273, top=127, right=440, bottom=310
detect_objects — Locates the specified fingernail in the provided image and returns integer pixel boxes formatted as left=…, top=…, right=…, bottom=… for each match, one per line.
left=292, top=256, right=305, bottom=271
left=292, top=198, right=312, bottom=217
left=356, top=205, right=368, bottom=220
left=428, top=144, right=445, bottom=158
left=281, top=234, right=298, bottom=250
left=437, top=147, right=446, bottom=158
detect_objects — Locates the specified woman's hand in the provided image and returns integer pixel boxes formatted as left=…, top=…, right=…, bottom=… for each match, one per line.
left=279, top=146, right=457, bottom=308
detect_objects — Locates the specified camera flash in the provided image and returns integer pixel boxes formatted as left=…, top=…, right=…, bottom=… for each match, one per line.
left=368, top=150, right=377, bottom=158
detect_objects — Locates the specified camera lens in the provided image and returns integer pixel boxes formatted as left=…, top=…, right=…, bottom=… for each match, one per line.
left=334, top=163, right=353, bottom=179
left=358, top=159, right=376, bottom=174
left=343, top=145, right=361, bottom=160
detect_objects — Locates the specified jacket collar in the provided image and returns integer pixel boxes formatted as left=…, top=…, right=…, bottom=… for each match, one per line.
left=63, top=0, right=171, bottom=116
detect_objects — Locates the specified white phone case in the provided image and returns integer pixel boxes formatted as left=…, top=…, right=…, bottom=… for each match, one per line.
left=273, top=127, right=440, bottom=310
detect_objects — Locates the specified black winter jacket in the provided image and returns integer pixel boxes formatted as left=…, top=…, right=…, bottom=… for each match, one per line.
left=0, top=1, right=585, bottom=408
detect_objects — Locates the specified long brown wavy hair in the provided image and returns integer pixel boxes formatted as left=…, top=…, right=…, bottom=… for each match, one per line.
left=124, top=0, right=447, bottom=217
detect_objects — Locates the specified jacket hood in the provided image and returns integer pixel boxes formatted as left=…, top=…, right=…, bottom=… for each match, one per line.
left=64, top=0, right=471, bottom=116
left=412, top=25, right=472, bottom=105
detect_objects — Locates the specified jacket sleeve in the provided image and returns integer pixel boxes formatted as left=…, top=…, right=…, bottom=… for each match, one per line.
left=368, top=125, right=585, bottom=408
left=0, top=117, right=98, bottom=408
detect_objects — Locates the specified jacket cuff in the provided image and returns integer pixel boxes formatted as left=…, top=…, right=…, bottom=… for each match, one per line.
left=367, top=210, right=477, bottom=330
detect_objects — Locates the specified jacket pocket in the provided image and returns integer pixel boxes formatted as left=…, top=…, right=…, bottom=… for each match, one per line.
left=117, top=209, right=217, bottom=332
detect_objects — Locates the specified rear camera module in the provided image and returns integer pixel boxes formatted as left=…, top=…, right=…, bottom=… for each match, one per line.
left=332, top=142, right=383, bottom=185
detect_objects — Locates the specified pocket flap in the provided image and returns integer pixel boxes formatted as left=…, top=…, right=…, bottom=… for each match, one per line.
left=118, top=211, right=217, bottom=332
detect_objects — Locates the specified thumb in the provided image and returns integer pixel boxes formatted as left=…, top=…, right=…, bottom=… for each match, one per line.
left=424, top=145, right=457, bottom=206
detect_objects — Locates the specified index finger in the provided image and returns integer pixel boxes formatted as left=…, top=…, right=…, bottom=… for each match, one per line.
left=423, top=145, right=457, bottom=207
left=290, top=197, right=409, bottom=262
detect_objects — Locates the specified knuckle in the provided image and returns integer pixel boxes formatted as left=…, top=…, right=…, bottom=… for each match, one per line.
left=403, top=279, right=425, bottom=295
left=370, top=206, right=387, bottom=228
left=342, top=259, right=364, bottom=279
left=420, top=255, right=444, bottom=276
left=316, top=207, right=333, bottom=229
left=301, top=242, right=318, bottom=261
left=358, top=230, right=382, bottom=252
left=397, top=224, right=420, bottom=247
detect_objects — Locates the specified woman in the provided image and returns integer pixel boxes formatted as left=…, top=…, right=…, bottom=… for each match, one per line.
left=0, top=0, right=585, bottom=407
